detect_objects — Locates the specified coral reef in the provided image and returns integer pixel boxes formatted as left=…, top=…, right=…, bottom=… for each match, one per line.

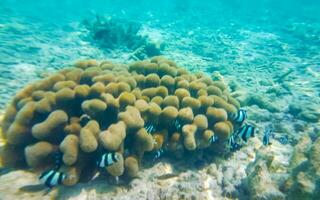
left=83, top=16, right=164, bottom=60
left=245, top=154, right=286, bottom=200
left=0, top=57, right=241, bottom=186
left=242, top=130, right=320, bottom=200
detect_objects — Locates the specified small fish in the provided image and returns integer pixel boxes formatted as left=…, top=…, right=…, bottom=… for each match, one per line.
left=89, top=171, right=100, bottom=182
left=80, top=114, right=91, bottom=126
left=277, top=135, right=289, bottom=145
left=263, top=127, right=274, bottom=146
left=115, top=176, right=120, bottom=184
left=228, top=135, right=236, bottom=146
left=230, top=142, right=242, bottom=152
left=53, top=151, right=63, bottom=170
left=156, top=173, right=179, bottom=180
left=228, top=135, right=242, bottom=151
left=153, top=148, right=164, bottom=160
left=209, top=135, right=218, bottom=144
left=39, top=170, right=66, bottom=188
left=173, top=119, right=182, bottom=131
left=235, top=124, right=255, bottom=142
left=97, top=152, right=119, bottom=168
left=19, top=184, right=47, bottom=193
left=231, top=109, right=247, bottom=125
left=144, top=123, right=156, bottom=134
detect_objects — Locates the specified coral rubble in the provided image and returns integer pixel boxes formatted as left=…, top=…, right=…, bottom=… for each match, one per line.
left=0, top=57, right=241, bottom=186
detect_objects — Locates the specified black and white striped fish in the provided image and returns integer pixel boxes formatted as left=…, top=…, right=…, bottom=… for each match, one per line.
left=153, top=148, right=164, bottom=160
left=230, top=142, right=242, bottom=152
left=39, top=170, right=66, bottom=188
left=228, top=135, right=236, bottom=146
left=145, top=123, right=156, bottom=134
left=235, top=124, right=255, bottom=142
left=263, top=127, right=274, bottom=146
left=277, top=135, right=289, bottom=145
left=228, top=135, right=242, bottom=151
left=53, top=151, right=63, bottom=170
left=97, top=152, right=119, bottom=168
left=209, top=135, right=218, bottom=144
left=231, top=109, right=247, bottom=125
left=173, top=119, right=182, bottom=131
left=80, top=114, right=91, bottom=126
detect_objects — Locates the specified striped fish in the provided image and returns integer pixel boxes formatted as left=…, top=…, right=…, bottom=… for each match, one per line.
left=144, top=123, right=156, bottom=134
left=228, top=135, right=242, bottom=151
left=235, top=124, right=255, bottom=142
left=209, top=135, right=218, bottom=144
left=228, top=135, right=236, bottom=146
left=277, top=135, right=289, bottom=145
left=97, top=153, right=119, bottom=168
left=53, top=151, right=63, bottom=170
left=39, top=170, right=66, bottom=188
left=263, top=127, right=274, bottom=146
left=173, top=119, right=182, bottom=131
left=231, top=109, right=247, bottom=125
left=80, top=114, right=91, bottom=126
left=230, top=142, right=242, bottom=152
left=153, top=148, right=164, bottom=160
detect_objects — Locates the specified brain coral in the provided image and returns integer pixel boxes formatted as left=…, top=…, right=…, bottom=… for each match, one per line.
left=0, top=56, right=241, bottom=186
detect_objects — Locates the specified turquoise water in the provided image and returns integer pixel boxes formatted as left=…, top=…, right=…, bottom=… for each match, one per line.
left=0, top=0, right=320, bottom=199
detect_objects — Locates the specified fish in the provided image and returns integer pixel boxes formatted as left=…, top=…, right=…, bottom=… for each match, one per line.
left=228, top=135, right=236, bottom=146
left=235, top=124, right=255, bottom=142
left=89, top=171, right=101, bottom=182
left=19, top=184, right=47, bottom=193
left=153, top=148, right=164, bottom=160
left=144, top=123, right=156, bottom=134
left=53, top=151, right=63, bottom=170
left=228, top=135, right=242, bottom=151
left=263, top=127, right=274, bottom=146
left=156, top=173, right=179, bottom=180
left=230, top=142, right=242, bottom=152
left=231, top=109, right=247, bottom=125
left=80, top=114, right=91, bottom=126
left=97, top=152, right=119, bottom=168
left=39, top=170, right=66, bottom=188
left=209, top=135, right=218, bottom=144
left=277, top=135, right=289, bottom=145
left=173, top=119, right=182, bottom=131
left=115, top=176, right=120, bottom=184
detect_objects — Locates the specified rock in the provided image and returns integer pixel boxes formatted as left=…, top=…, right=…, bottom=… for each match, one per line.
left=246, top=159, right=285, bottom=200
left=284, top=134, right=320, bottom=200
left=289, top=101, right=320, bottom=122
left=244, top=94, right=281, bottom=113
left=0, top=170, right=57, bottom=200
left=298, top=111, right=319, bottom=123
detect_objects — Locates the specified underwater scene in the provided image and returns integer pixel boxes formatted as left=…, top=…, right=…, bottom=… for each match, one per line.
left=0, top=0, right=319, bottom=199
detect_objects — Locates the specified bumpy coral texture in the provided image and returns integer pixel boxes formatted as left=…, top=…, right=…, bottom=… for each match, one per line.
left=282, top=135, right=320, bottom=200
left=0, top=57, right=240, bottom=185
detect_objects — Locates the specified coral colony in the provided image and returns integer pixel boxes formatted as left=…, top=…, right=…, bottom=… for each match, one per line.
left=83, top=16, right=163, bottom=60
left=0, top=57, right=253, bottom=187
